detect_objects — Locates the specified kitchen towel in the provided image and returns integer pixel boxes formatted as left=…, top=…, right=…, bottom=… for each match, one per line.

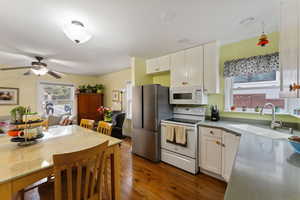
left=175, top=126, right=187, bottom=146
left=166, top=125, right=175, bottom=143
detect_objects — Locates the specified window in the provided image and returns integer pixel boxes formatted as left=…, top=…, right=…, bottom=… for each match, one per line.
left=125, top=81, right=132, bottom=119
left=38, top=82, right=75, bottom=116
left=225, top=71, right=286, bottom=113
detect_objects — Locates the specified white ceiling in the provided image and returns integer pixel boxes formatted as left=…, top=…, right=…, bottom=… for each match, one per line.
left=0, top=0, right=280, bottom=75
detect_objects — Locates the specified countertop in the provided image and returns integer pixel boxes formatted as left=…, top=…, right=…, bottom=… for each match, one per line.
left=198, top=120, right=300, bottom=200
left=0, top=125, right=122, bottom=184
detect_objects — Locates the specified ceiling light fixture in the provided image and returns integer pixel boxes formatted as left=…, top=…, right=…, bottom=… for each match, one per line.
left=31, top=67, right=48, bottom=76
left=63, top=20, right=92, bottom=44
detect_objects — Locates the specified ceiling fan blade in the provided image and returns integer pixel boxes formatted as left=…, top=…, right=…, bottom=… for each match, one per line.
left=0, top=66, right=33, bottom=71
left=24, top=70, right=31, bottom=76
left=48, top=70, right=62, bottom=79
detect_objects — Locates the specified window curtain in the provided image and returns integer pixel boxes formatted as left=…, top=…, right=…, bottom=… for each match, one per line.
left=223, top=52, right=279, bottom=77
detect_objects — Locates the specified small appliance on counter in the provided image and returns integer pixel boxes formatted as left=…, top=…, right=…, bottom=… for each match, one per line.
left=210, top=105, right=220, bottom=121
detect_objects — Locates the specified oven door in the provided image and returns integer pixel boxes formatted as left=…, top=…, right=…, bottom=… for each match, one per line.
left=170, top=89, right=195, bottom=104
left=160, top=123, right=197, bottom=158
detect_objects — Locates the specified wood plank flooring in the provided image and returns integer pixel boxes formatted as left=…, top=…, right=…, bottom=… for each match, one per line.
left=25, top=137, right=227, bottom=200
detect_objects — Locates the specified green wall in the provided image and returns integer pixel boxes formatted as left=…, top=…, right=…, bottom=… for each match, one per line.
left=132, top=57, right=153, bottom=86
left=152, top=72, right=170, bottom=86
left=151, top=32, right=300, bottom=123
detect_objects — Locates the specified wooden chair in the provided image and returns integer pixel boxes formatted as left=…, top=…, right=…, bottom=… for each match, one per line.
left=38, top=141, right=109, bottom=200
left=80, top=119, right=95, bottom=129
left=97, top=121, right=112, bottom=136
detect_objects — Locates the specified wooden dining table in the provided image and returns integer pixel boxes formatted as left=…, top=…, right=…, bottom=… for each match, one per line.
left=0, top=125, right=122, bottom=200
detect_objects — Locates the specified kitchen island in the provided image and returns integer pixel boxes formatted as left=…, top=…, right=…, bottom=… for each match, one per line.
left=198, top=121, right=300, bottom=200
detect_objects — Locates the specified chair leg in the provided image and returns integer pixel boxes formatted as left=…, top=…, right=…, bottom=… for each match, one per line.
left=104, top=158, right=111, bottom=200
left=20, top=189, right=25, bottom=200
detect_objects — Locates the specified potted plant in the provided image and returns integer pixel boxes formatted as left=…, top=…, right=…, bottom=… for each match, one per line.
left=95, top=84, right=104, bottom=93
left=86, top=85, right=93, bottom=93
left=10, top=106, right=27, bottom=123
left=97, top=106, right=112, bottom=122
left=78, top=85, right=87, bottom=93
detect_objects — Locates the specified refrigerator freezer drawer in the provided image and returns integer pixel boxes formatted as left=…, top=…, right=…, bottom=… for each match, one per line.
left=161, top=149, right=198, bottom=174
left=132, top=128, right=160, bottom=162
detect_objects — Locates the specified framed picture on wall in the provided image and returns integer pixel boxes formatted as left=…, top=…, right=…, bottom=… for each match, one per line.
left=0, top=87, right=19, bottom=105
left=112, top=90, right=120, bottom=102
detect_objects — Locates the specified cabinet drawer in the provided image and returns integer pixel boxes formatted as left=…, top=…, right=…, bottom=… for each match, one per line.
left=161, top=149, right=198, bottom=174
left=200, top=127, right=222, bottom=138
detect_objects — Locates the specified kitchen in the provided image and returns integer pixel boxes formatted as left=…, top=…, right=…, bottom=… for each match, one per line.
left=130, top=0, right=300, bottom=199
left=1, top=0, right=300, bottom=199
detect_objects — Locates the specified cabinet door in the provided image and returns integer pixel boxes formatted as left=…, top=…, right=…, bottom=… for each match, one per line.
left=146, top=58, right=158, bottom=74
left=222, top=131, right=240, bottom=182
left=171, top=51, right=188, bottom=87
left=200, top=134, right=222, bottom=175
left=280, top=0, right=299, bottom=98
left=158, top=55, right=170, bottom=72
left=203, top=42, right=220, bottom=94
left=185, top=46, right=204, bottom=87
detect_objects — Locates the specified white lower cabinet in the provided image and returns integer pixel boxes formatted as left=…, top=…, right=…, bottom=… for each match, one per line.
left=221, top=131, right=240, bottom=182
left=199, top=127, right=240, bottom=182
left=200, top=130, right=222, bottom=174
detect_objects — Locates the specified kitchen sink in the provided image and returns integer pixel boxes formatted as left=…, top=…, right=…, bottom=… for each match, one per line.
left=227, top=124, right=291, bottom=139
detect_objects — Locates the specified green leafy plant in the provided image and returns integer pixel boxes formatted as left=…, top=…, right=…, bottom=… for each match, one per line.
left=10, top=106, right=27, bottom=122
left=95, top=84, right=104, bottom=93
left=78, top=84, right=105, bottom=93
left=78, top=85, right=87, bottom=93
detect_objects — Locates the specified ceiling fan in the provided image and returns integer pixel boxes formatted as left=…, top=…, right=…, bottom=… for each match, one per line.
left=0, top=56, right=64, bottom=79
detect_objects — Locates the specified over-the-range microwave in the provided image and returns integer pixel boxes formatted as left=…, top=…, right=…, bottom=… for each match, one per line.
left=170, top=86, right=208, bottom=105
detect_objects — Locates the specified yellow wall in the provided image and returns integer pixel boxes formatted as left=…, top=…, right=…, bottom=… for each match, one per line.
left=152, top=72, right=170, bottom=87
left=0, top=70, right=97, bottom=116
left=131, top=57, right=152, bottom=86
left=97, top=67, right=132, bottom=109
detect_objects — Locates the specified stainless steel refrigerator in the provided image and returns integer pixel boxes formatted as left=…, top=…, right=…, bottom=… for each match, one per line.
left=132, top=84, right=172, bottom=162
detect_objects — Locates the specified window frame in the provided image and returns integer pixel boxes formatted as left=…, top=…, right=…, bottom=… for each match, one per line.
left=233, top=71, right=280, bottom=89
left=224, top=71, right=288, bottom=114
left=37, top=81, right=75, bottom=117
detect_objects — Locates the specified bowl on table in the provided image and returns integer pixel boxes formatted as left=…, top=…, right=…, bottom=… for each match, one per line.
left=288, top=136, right=300, bottom=154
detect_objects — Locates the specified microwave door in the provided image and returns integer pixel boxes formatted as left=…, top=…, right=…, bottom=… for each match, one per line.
left=172, top=92, right=193, bottom=104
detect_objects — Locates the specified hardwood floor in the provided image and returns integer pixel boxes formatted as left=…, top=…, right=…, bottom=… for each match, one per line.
left=25, top=138, right=227, bottom=200
left=119, top=138, right=226, bottom=200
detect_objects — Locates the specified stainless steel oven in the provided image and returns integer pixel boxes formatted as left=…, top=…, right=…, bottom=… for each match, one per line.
left=170, top=86, right=207, bottom=105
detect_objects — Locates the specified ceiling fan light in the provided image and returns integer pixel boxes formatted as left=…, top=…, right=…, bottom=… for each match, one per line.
left=63, top=20, right=92, bottom=44
left=31, top=67, right=48, bottom=76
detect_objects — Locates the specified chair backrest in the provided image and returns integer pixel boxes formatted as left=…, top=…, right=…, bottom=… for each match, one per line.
left=53, top=141, right=108, bottom=200
left=111, top=112, right=126, bottom=128
left=97, top=121, right=112, bottom=136
left=80, top=119, right=95, bottom=129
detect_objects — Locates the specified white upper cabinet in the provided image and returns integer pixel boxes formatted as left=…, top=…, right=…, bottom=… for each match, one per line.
left=157, top=55, right=170, bottom=72
left=146, top=55, right=170, bottom=74
left=203, top=42, right=220, bottom=94
left=171, top=51, right=188, bottom=87
left=186, top=46, right=204, bottom=87
left=146, top=58, right=158, bottom=74
left=171, top=47, right=204, bottom=88
left=170, top=42, right=219, bottom=93
left=280, top=0, right=299, bottom=98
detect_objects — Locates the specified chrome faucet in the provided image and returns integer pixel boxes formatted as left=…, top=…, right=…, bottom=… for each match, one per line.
left=260, top=103, right=282, bottom=129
